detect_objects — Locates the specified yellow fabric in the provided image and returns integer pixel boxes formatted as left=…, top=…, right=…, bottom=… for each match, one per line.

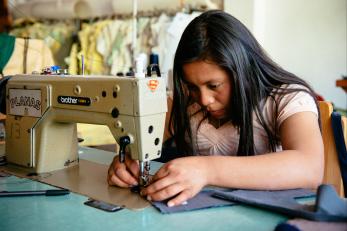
left=78, top=21, right=110, bottom=75
left=10, top=21, right=75, bottom=67
left=67, top=43, right=78, bottom=75
left=3, top=38, right=54, bottom=75
left=77, top=123, right=116, bottom=146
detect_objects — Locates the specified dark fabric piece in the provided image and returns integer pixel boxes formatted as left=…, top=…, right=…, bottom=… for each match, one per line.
left=0, top=75, right=10, bottom=114
left=0, top=33, right=15, bottom=74
left=331, top=112, right=347, bottom=197
left=151, top=189, right=235, bottom=214
left=151, top=187, right=315, bottom=214
left=314, top=185, right=347, bottom=219
left=275, top=223, right=301, bottom=231
left=213, top=184, right=347, bottom=222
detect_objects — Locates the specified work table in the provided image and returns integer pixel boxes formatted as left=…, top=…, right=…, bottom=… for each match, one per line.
left=0, top=147, right=287, bottom=231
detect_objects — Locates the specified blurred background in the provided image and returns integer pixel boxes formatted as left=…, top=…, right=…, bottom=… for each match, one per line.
left=0, top=0, right=346, bottom=147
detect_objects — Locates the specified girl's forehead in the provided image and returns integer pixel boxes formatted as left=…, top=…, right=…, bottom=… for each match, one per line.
left=182, top=61, right=229, bottom=84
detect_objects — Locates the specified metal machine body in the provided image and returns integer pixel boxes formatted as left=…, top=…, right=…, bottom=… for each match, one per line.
left=5, top=74, right=167, bottom=185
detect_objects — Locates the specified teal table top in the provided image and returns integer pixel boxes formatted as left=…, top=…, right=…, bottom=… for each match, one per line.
left=0, top=147, right=288, bottom=231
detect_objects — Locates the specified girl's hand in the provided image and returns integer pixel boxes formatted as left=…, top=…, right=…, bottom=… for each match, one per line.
left=107, top=154, right=140, bottom=188
left=141, top=157, right=209, bottom=207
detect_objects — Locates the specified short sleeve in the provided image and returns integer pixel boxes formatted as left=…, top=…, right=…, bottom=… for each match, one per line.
left=276, top=86, right=318, bottom=128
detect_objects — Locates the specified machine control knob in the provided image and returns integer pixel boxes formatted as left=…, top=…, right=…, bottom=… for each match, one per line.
left=111, top=108, right=119, bottom=118
left=115, top=120, right=122, bottom=128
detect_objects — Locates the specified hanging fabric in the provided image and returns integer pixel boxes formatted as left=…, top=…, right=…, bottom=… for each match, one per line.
left=3, top=37, right=55, bottom=75
left=0, top=33, right=15, bottom=76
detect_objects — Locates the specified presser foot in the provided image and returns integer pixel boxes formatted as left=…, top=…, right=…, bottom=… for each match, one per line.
left=130, top=176, right=149, bottom=194
left=130, top=161, right=150, bottom=194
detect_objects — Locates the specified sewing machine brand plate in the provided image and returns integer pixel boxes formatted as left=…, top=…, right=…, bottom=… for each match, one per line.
left=8, top=89, right=42, bottom=117
left=57, top=96, right=91, bottom=106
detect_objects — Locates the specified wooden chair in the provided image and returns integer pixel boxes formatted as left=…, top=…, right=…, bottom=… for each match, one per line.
left=319, top=101, right=345, bottom=197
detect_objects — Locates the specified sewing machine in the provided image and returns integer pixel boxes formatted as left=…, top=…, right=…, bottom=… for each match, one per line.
left=5, top=74, right=167, bottom=186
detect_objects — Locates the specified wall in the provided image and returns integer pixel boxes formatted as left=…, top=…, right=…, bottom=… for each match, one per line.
left=10, top=0, right=222, bottom=19
left=225, top=0, right=347, bottom=109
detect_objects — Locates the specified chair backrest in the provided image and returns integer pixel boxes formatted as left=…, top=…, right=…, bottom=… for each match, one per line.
left=319, top=101, right=345, bottom=197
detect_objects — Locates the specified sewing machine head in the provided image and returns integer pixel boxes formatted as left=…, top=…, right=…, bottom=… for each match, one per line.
left=5, top=74, right=167, bottom=185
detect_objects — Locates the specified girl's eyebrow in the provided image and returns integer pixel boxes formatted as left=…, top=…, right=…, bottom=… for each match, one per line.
left=183, top=77, right=219, bottom=86
left=187, top=81, right=220, bottom=87
left=182, top=78, right=193, bottom=85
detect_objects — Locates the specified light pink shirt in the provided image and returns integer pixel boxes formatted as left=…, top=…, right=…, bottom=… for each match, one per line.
left=188, top=85, right=318, bottom=156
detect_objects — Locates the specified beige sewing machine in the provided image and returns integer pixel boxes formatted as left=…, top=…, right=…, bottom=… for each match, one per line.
left=5, top=74, right=167, bottom=186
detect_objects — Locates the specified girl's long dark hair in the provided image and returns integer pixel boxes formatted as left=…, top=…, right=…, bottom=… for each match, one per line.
left=169, top=10, right=319, bottom=156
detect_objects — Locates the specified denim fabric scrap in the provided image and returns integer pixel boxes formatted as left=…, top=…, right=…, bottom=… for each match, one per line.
left=151, top=189, right=235, bottom=214
left=213, top=185, right=347, bottom=222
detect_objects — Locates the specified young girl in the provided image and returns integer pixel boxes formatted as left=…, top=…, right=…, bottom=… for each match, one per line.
left=108, top=10, right=324, bottom=207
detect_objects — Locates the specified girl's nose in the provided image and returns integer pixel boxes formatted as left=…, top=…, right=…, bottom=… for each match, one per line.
left=199, top=90, right=214, bottom=107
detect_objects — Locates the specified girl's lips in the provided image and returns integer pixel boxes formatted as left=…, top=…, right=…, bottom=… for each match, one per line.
left=209, top=109, right=225, bottom=118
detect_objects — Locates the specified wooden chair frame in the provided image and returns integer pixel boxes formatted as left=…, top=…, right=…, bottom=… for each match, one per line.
left=319, top=101, right=345, bottom=197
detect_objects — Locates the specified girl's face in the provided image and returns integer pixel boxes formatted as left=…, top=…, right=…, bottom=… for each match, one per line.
left=183, top=60, right=232, bottom=120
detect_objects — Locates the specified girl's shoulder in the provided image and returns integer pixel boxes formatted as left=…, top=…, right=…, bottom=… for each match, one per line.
left=263, top=84, right=318, bottom=127
left=272, top=83, right=312, bottom=94
left=274, top=83, right=316, bottom=104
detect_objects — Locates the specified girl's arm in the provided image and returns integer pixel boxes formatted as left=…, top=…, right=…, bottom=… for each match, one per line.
left=142, top=111, right=324, bottom=207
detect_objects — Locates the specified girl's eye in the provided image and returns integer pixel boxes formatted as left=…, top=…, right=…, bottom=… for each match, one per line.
left=208, top=83, right=222, bottom=90
left=187, top=84, right=198, bottom=92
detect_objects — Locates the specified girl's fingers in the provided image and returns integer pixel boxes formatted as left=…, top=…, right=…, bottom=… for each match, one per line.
left=150, top=163, right=172, bottom=182
left=144, top=172, right=175, bottom=195
left=107, top=173, right=132, bottom=188
left=166, top=190, right=192, bottom=207
left=147, top=183, right=184, bottom=202
left=125, top=157, right=140, bottom=179
left=108, top=157, right=139, bottom=187
left=114, top=166, right=138, bottom=186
